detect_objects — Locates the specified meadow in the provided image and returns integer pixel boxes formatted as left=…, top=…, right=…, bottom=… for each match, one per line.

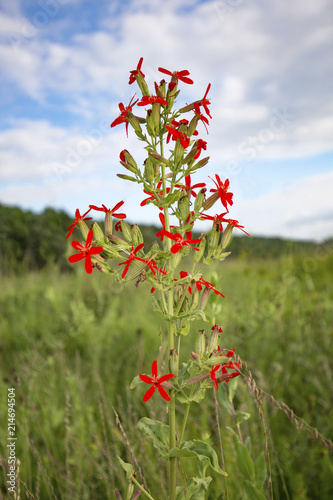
left=0, top=245, right=332, bottom=499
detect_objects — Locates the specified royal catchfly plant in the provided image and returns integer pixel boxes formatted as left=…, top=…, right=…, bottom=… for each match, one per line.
left=67, top=58, right=255, bottom=500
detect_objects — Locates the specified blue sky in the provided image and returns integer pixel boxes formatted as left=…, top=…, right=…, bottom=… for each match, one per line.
left=0, top=0, right=333, bottom=241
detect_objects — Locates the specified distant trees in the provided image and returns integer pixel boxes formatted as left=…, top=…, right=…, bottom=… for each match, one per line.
left=0, top=204, right=321, bottom=275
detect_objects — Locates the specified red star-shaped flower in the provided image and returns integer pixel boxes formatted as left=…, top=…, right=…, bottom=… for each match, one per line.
left=158, top=230, right=202, bottom=254
left=129, top=57, right=145, bottom=84
left=89, top=201, right=126, bottom=219
left=158, top=67, right=194, bottom=85
left=175, top=175, right=206, bottom=199
left=165, top=125, right=191, bottom=149
left=137, top=95, right=168, bottom=106
left=110, top=95, right=138, bottom=137
left=66, top=208, right=92, bottom=239
left=68, top=230, right=104, bottom=274
left=139, top=360, right=174, bottom=402
left=118, top=243, right=145, bottom=279
left=209, top=175, right=233, bottom=212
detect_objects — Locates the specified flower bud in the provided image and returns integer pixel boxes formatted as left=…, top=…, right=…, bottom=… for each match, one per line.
left=187, top=115, right=199, bottom=137
left=149, top=152, right=169, bottom=165
left=173, top=140, right=184, bottom=171
left=117, top=174, right=137, bottom=182
left=144, top=157, right=155, bottom=183
left=194, top=189, right=206, bottom=213
left=191, top=352, right=200, bottom=362
left=100, top=243, right=119, bottom=258
left=119, top=160, right=138, bottom=174
left=208, top=223, right=220, bottom=254
left=202, top=192, right=219, bottom=211
left=207, top=326, right=219, bottom=353
left=170, top=349, right=178, bottom=375
left=151, top=102, right=161, bottom=134
left=195, top=330, right=206, bottom=358
left=78, top=219, right=90, bottom=240
left=190, top=156, right=210, bottom=172
left=127, top=111, right=143, bottom=134
left=178, top=195, right=190, bottom=221
left=179, top=102, right=196, bottom=113
left=136, top=74, right=150, bottom=97
left=190, top=281, right=200, bottom=309
left=221, top=223, right=233, bottom=249
left=120, top=220, right=133, bottom=243
left=92, top=222, right=105, bottom=243
left=132, top=224, right=144, bottom=246
left=193, top=233, right=206, bottom=263
left=105, top=211, right=112, bottom=235
left=199, top=286, right=210, bottom=310
left=170, top=251, right=182, bottom=271
left=120, top=149, right=138, bottom=172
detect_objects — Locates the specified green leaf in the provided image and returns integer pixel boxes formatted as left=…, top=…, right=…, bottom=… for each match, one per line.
left=234, top=441, right=255, bottom=482
left=237, top=411, right=251, bottom=426
left=169, top=440, right=227, bottom=476
left=217, top=385, right=233, bottom=416
left=117, top=456, right=134, bottom=480
left=176, top=476, right=212, bottom=500
left=255, top=452, right=267, bottom=490
left=177, top=362, right=192, bottom=385
left=176, top=392, right=190, bottom=404
left=137, top=417, right=169, bottom=458
left=190, top=388, right=206, bottom=404
left=228, top=376, right=239, bottom=402
left=243, top=480, right=267, bottom=500
left=130, top=375, right=142, bottom=389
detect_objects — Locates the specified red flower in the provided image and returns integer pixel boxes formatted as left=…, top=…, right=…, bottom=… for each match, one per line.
left=193, top=139, right=207, bottom=160
left=158, top=230, right=202, bottom=254
left=110, top=95, right=138, bottom=137
left=165, top=125, right=191, bottom=149
left=175, top=175, right=206, bottom=198
left=142, top=258, right=167, bottom=276
left=212, top=324, right=223, bottom=333
left=209, top=175, right=233, bottom=212
left=89, top=201, right=126, bottom=219
left=200, top=83, right=212, bottom=119
left=197, top=276, right=225, bottom=298
left=68, top=230, right=104, bottom=274
left=129, top=57, right=145, bottom=84
left=210, top=346, right=241, bottom=389
left=155, top=213, right=167, bottom=241
left=221, top=217, right=251, bottom=237
left=158, top=67, right=194, bottom=85
left=193, top=103, right=210, bottom=133
left=210, top=364, right=221, bottom=391
left=141, top=182, right=169, bottom=209
left=118, top=243, right=145, bottom=278
left=137, top=95, right=168, bottom=106
left=66, top=208, right=92, bottom=239
left=139, top=360, right=174, bottom=402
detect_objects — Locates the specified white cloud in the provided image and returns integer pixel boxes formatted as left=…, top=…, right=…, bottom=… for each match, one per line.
left=0, top=0, right=333, bottom=242
left=238, top=171, right=333, bottom=242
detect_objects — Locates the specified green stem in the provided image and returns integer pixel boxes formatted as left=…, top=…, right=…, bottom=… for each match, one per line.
left=178, top=385, right=195, bottom=447
left=160, top=133, right=177, bottom=500
left=131, top=476, right=156, bottom=500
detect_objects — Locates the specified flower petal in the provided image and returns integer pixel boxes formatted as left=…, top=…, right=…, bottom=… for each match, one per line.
left=143, top=386, right=156, bottom=402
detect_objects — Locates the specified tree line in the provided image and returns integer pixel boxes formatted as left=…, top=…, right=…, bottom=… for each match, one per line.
left=0, top=204, right=322, bottom=275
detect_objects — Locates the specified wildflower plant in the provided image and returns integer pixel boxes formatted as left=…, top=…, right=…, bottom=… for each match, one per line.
left=67, top=58, right=258, bottom=499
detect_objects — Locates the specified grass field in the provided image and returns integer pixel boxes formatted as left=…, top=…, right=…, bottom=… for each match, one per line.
left=0, top=247, right=332, bottom=499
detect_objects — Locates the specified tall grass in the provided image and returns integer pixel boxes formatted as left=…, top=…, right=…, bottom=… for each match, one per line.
left=0, top=251, right=332, bottom=499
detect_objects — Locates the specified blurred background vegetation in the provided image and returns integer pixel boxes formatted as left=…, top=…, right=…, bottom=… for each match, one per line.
left=0, top=204, right=332, bottom=499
